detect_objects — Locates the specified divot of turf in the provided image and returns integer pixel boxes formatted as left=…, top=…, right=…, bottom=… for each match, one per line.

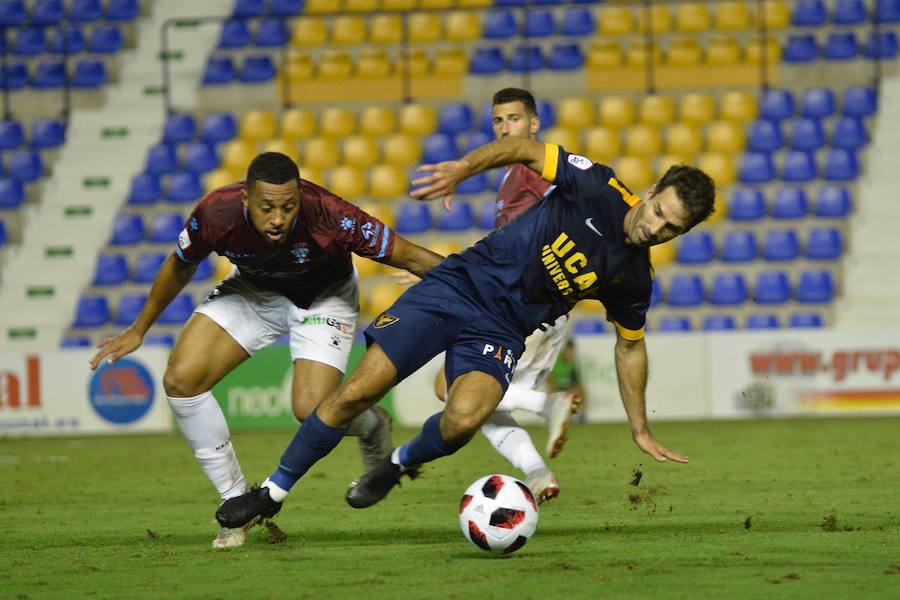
left=263, top=519, right=287, bottom=544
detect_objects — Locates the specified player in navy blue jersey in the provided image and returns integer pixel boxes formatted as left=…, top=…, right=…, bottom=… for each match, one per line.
left=216, top=138, right=715, bottom=528
left=90, top=152, right=444, bottom=548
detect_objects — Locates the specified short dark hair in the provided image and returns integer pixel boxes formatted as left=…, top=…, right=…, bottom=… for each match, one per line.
left=655, top=165, right=716, bottom=231
left=492, top=88, right=538, bottom=117
left=246, top=152, right=300, bottom=190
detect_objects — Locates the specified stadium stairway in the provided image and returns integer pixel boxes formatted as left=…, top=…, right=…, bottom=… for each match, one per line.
left=0, top=0, right=229, bottom=350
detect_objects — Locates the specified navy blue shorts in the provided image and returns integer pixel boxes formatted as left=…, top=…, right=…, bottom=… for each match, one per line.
left=364, top=274, right=525, bottom=391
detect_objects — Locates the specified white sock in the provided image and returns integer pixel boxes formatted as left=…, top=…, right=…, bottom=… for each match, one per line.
left=344, top=408, right=378, bottom=437
left=262, top=478, right=289, bottom=502
left=495, top=385, right=547, bottom=415
left=168, top=391, right=246, bottom=501
left=480, top=412, right=546, bottom=475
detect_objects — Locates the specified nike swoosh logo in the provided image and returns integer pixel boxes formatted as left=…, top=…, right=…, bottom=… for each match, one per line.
left=585, top=218, right=603, bottom=237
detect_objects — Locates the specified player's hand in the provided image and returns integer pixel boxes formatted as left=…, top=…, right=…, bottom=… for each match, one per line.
left=89, top=327, right=144, bottom=370
left=390, top=270, right=421, bottom=286
left=632, top=429, right=689, bottom=464
left=410, top=160, right=471, bottom=212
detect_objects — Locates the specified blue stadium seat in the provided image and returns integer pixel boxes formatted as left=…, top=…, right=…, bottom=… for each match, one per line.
left=8, top=150, right=44, bottom=183
left=783, top=35, right=819, bottom=63
left=782, top=150, right=817, bottom=183
left=232, top=0, right=265, bottom=18
left=537, top=100, right=556, bottom=129
left=0, top=63, right=28, bottom=91
left=106, top=0, right=140, bottom=22
left=738, top=152, right=775, bottom=184
left=754, top=271, right=791, bottom=304
left=13, top=27, right=48, bottom=56
left=270, top=0, right=303, bottom=16
left=823, top=32, right=859, bottom=61
left=61, top=336, right=92, bottom=348
left=790, top=118, right=825, bottom=151
left=73, top=295, right=110, bottom=328
left=791, top=0, right=827, bottom=26
left=746, top=313, right=780, bottom=329
left=823, top=148, right=859, bottom=181
left=815, top=186, right=852, bottom=218
left=217, top=19, right=251, bottom=49
left=0, top=219, right=5, bottom=247
left=68, top=0, right=103, bottom=22
left=561, top=8, right=595, bottom=35
left=509, top=46, right=545, bottom=72
left=572, top=319, right=606, bottom=335
left=115, top=293, right=147, bottom=325
left=0, top=1, right=26, bottom=26
left=49, top=27, right=85, bottom=54
left=721, top=230, right=757, bottom=262
left=437, top=201, right=474, bottom=231
left=201, top=112, right=238, bottom=143
left=464, top=131, right=491, bottom=153
left=110, top=213, right=145, bottom=245
left=30, top=119, right=65, bottom=149
left=182, top=142, right=220, bottom=174
left=658, top=316, right=692, bottom=332
left=31, top=60, right=66, bottom=89
left=525, top=10, right=555, bottom=37
left=796, top=270, right=834, bottom=303
left=92, top=254, right=128, bottom=286
left=702, top=315, right=736, bottom=331
left=831, top=117, right=868, bottom=150
left=771, top=187, right=808, bottom=219
left=149, top=212, right=184, bottom=243
left=89, top=25, right=124, bottom=54
left=484, top=10, right=518, bottom=39
left=0, top=179, right=25, bottom=209
left=192, top=256, right=214, bottom=282
left=133, top=252, right=166, bottom=283
left=163, top=113, right=197, bottom=145
left=747, top=120, right=783, bottom=152
left=456, top=173, right=489, bottom=195
left=833, top=0, right=867, bottom=24
left=71, top=60, right=107, bottom=88
left=423, top=134, right=459, bottom=164
left=876, top=0, right=900, bottom=23
left=203, top=56, right=236, bottom=85
left=159, top=293, right=195, bottom=325
left=801, top=88, right=836, bottom=119
left=145, top=143, right=178, bottom=175
left=842, top=86, right=877, bottom=117
left=32, top=0, right=64, bottom=25
left=667, top=274, right=704, bottom=307
left=865, top=31, right=898, bottom=59
left=438, top=103, right=474, bottom=136
left=763, top=228, right=800, bottom=261
left=710, top=272, right=748, bottom=306
left=0, top=121, right=24, bottom=150
left=394, top=202, right=431, bottom=234
left=127, top=173, right=162, bottom=205
left=470, top=47, right=506, bottom=75
left=240, top=55, right=276, bottom=83
left=729, top=188, right=766, bottom=221
left=144, top=334, right=176, bottom=347
left=650, top=278, right=662, bottom=307
left=477, top=200, right=497, bottom=230
left=478, top=101, right=494, bottom=134
left=806, top=227, right=843, bottom=260
left=789, top=312, right=823, bottom=328
left=676, top=232, right=715, bottom=264
left=255, top=18, right=290, bottom=47
left=166, top=172, right=203, bottom=203
left=760, top=89, right=795, bottom=121
left=548, top=44, right=585, bottom=70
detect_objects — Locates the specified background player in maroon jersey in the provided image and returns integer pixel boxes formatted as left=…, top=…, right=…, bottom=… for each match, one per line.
left=89, top=152, right=443, bottom=548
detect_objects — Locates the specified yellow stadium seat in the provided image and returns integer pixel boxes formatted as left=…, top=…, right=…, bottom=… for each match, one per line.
left=650, top=240, right=675, bottom=267
left=382, top=0, right=414, bottom=8
left=353, top=254, right=381, bottom=279
left=369, top=164, right=408, bottom=199
left=666, top=38, right=702, bottom=66
left=204, top=168, right=234, bottom=194
left=262, top=139, right=300, bottom=164
left=345, top=0, right=378, bottom=11
left=557, top=97, right=596, bottom=129
left=665, top=123, right=702, bottom=158
left=599, top=96, right=636, bottom=128
left=400, top=49, right=431, bottom=77
left=598, top=6, right=633, bottom=36
left=675, top=3, right=710, bottom=33
left=280, top=108, right=317, bottom=141
left=239, top=110, right=277, bottom=143
left=445, top=11, right=481, bottom=42
left=542, top=127, right=582, bottom=155
left=357, top=201, right=395, bottom=228
left=433, top=48, right=468, bottom=76
left=625, top=124, right=662, bottom=158
left=383, top=133, right=422, bottom=166
left=746, top=36, right=781, bottom=64
left=409, top=14, right=441, bottom=44
left=303, top=0, right=333, bottom=13
left=587, top=40, right=623, bottom=68
left=679, top=93, right=715, bottom=125
left=342, top=135, right=379, bottom=168
left=715, top=2, right=750, bottom=31
left=708, top=193, right=727, bottom=224
left=755, top=0, right=789, bottom=29
left=625, top=38, right=662, bottom=68
left=706, top=121, right=745, bottom=155
left=328, top=166, right=367, bottom=200
left=399, top=104, right=437, bottom=135
left=419, top=0, right=453, bottom=8
left=584, top=126, right=622, bottom=164
left=698, top=152, right=736, bottom=187
left=332, top=16, right=367, bottom=45
left=615, top=157, right=653, bottom=191
left=291, top=17, right=326, bottom=47
left=636, top=4, right=672, bottom=34
left=720, top=91, right=757, bottom=124
left=284, top=52, right=313, bottom=81
left=457, top=0, right=491, bottom=7
left=320, top=108, right=356, bottom=138
left=317, top=51, right=352, bottom=79
left=300, top=166, right=324, bottom=186
left=370, top=15, right=402, bottom=44
left=356, top=48, right=393, bottom=78
left=360, top=106, right=397, bottom=137
left=639, top=95, right=676, bottom=128
left=656, top=154, right=689, bottom=178
left=368, top=282, right=405, bottom=316
left=302, top=137, right=341, bottom=169
left=221, top=140, right=257, bottom=173
left=706, top=35, right=741, bottom=65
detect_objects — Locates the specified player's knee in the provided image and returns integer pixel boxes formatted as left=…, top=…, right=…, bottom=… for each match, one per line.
left=291, top=394, right=316, bottom=422
left=441, top=409, right=483, bottom=442
left=162, top=365, right=205, bottom=398
left=433, top=373, right=447, bottom=403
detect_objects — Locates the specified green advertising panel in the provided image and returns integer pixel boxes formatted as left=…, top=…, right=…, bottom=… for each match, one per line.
left=212, top=343, right=393, bottom=430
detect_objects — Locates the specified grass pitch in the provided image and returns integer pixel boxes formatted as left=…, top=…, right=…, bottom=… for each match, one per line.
left=1, top=417, right=898, bottom=599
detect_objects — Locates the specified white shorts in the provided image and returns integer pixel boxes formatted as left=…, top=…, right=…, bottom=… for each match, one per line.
left=510, top=315, right=570, bottom=390
left=194, top=273, right=358, bottom=373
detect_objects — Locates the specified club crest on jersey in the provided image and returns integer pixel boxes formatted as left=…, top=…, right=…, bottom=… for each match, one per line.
left=340, top=217, right=355, bottom=231
left=567, top=154, right=592, bottom=170
left=373, top=312, right=399, bottom=329
left=291, top=244, right=309, bottom=264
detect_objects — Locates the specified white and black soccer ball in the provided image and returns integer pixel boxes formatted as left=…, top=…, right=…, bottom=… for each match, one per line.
left=458, top=474, right=539, bottom=554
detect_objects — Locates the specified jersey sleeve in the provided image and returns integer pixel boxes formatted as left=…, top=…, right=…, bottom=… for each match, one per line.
left=600, top=293, right=649, bottom=341
left=174, top=204, right=214, bottom=264
left=316, top=194, right=396, bottom=259
left=539, top=143, right=617, bottom=199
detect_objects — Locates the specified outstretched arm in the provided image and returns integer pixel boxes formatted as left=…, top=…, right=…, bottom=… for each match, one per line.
left=379, top=236, right=444, bottom=279
left=89, top=253, right=197, bottom=369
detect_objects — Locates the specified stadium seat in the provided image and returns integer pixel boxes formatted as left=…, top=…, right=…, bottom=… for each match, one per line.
left=823, top=32, right=859, bottom=61
left=746, top=313, right=780, bottom=329
left=221, top=140, right=256, bottom=173
left=876, top=0, right=900, bottom=23
left=73, top=295, right=110, bottom=328
left=167, top=172, right=203, bottom=203
left=561, top=8, right=595, bottom=35
left=0, top=63, right=28, bottom=91
left=710, top=272, right=748, bottom=305
left=738, top=152, right=775, bottom=184
left=700, top=152, right=737, bottom=188
left=133, top=252, right=167, bottom=283
left=383, top=133, right=421, bottom=166
left=525, top=10, right=555, bottom=37
left=783, top=34, right=819, bottom=63
left=331, top=16, right=366, bottom=46
left=801, top=88, right=836, bottom=120
left=865, top=31, right=899, bottom=59
left=760, top=90, right=795, bottom=122
left=69, top=0, right=102, bottom=22
left=7, top=150, right=43, bottom=183
left=676, top=232, right=715, bottom=264
left=204, top=169, right=234, bottom=194
left=31, top=60, right=66, bottom=89
left=599, top=96, right=635, bottom=127
left=476, top=201, right=497, bottom=230
left=280, top=108, right=316, bottom=141
left=13, top=27, right=47, bottom=56
left=324, top=166, right=364, bottom=200
left=842, top=86, right=877, bottom=117
left=666, top=38, right=702, bottom=67
left=394, top=202, right=431, bottom=234
left=707, top=121, right=744, bottom=155
left=369, top=165, right=406, bottom=199
left=470, top=46, right=505, bottom=75
left=796, top=270, right=834, bottom=303
left=290, top=17, right=326, bottom=47
left=721, top=229, right=758, bottom=262
left=203, top=56, right=236, bottom=85
left=549, top=43, right=585, bottom=71
left=437, top=201, right=474, bottom=231
left=782, top=150, right=817, bottom=183
left=61, top=336, right=92, bottom=349
left=667, top=274, right=705, bottom=307
left=369, top=15, right=401, bottom=44
left=29, top=119, right=65, bottom=150
left=806, top=227, right=843, bottom=260
left=598, top=6, right=633, bottom=36
left=163, top=114, right=196, bottom=145
left=715, top=1, right=750, bottom=30
left=115, top=293, right=146, bottom=325
left=720, top=91, right=757, bottom=124
left=585, top=126, right=622, bottom=163
left=791, top=0, right=827, bottom=26
left=639, top=96, right=676, bottom=128
left=181, top=142, right=220, bottom=174
left=48, top=27, right=85, bottom=55
left=240, top=110, right=277, bottom=143
left=32, top=0, right=64, bottom=25
left=408, top=14, right=442, bottom=44
left=789, top=312, right=823, bottom=328
left=400, top=104, right=438, bottom=136
left=771, top=187, right=808, bottom=219
left=558, top=98, right=595, bottom=130
left=201, top=113, right=237, bottom=144
left=587, top=39, right=623, bottom=69
left=484, top=10, right=518, bottom=39
left=106, top=0, right=140, bottom=21
left=89, top=25, right=123, bottom=54
left=509, top=45, right=544, bottom=72
left=192, top=256, right=214, bottom=282
left=255, top=18, right=290, bottom=47
left=650, top=278, right=662, bottom=307
left=834, top=0, right=867, bottom=24
left=831, top=117, right=868, bottom=150
left=665, top=123, right=703, bottom=158
left=145, top=143, right=178, bottom=176
left=706, top=35, right=741, bottom=65
left=71, top=59, right=107, bottom=88
left=240, top=55, right=276, bottom=83
left=680, top=94, right=715, bottom=126
left=144, top=334, right=176, bottom=347
left=433, top=48, right=469, bottom=76
left=754, top=271, right=791, bottom=304
left=149, top=212, right=184, bottom=243
left=109, top=213, right=145, bottom=245
left=572, top=319, right=606, bottom=335
left=625, top=125, right=662, bottom=158
left=615, top=157, right=652, bottom=190
left=342, top=135, right=378, bottom=169
left=444, top=11, right=481, bottom=42
left=457, top=172, right=489, bottom=195
left=438, top=103, right=474, bottom=136
left=675, top=3, right=711, bottom=32
left=463, top=131, right=491, bottom=153
left=158, top=293, right=194, bottom=325
left=823, top=148, right=859, bottom=181
left=763, top=228, right=800, bottom=261
left=0, top=120, right=24, bottom=150
left=422, top=133, right=459, bottom=164
left=657, top=316, right=692, bottom=332
left=702, top=315, right=736, bottom=331
left=92, top=254, right=128, bottom=286
left=127, top=173, right=162, bottom=205
left=815, top=186, right=852, bottom=218
left=790, top=118, right=825, bottom=151
left=0, top=178, right=24, bottom=209
left=747, top=120, right=783, bottom=152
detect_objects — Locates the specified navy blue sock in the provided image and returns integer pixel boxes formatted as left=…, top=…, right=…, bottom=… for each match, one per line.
left=269, top=410, right=346, bottom=492
left=398, top=411, right=465, bottom=467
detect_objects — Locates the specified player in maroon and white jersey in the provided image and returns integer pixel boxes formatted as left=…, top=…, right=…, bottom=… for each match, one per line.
left=90, top=152, right=443, bottom=548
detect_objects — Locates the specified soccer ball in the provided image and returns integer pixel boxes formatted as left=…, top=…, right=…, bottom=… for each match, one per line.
left=458, top=474, right=539, bottom=554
